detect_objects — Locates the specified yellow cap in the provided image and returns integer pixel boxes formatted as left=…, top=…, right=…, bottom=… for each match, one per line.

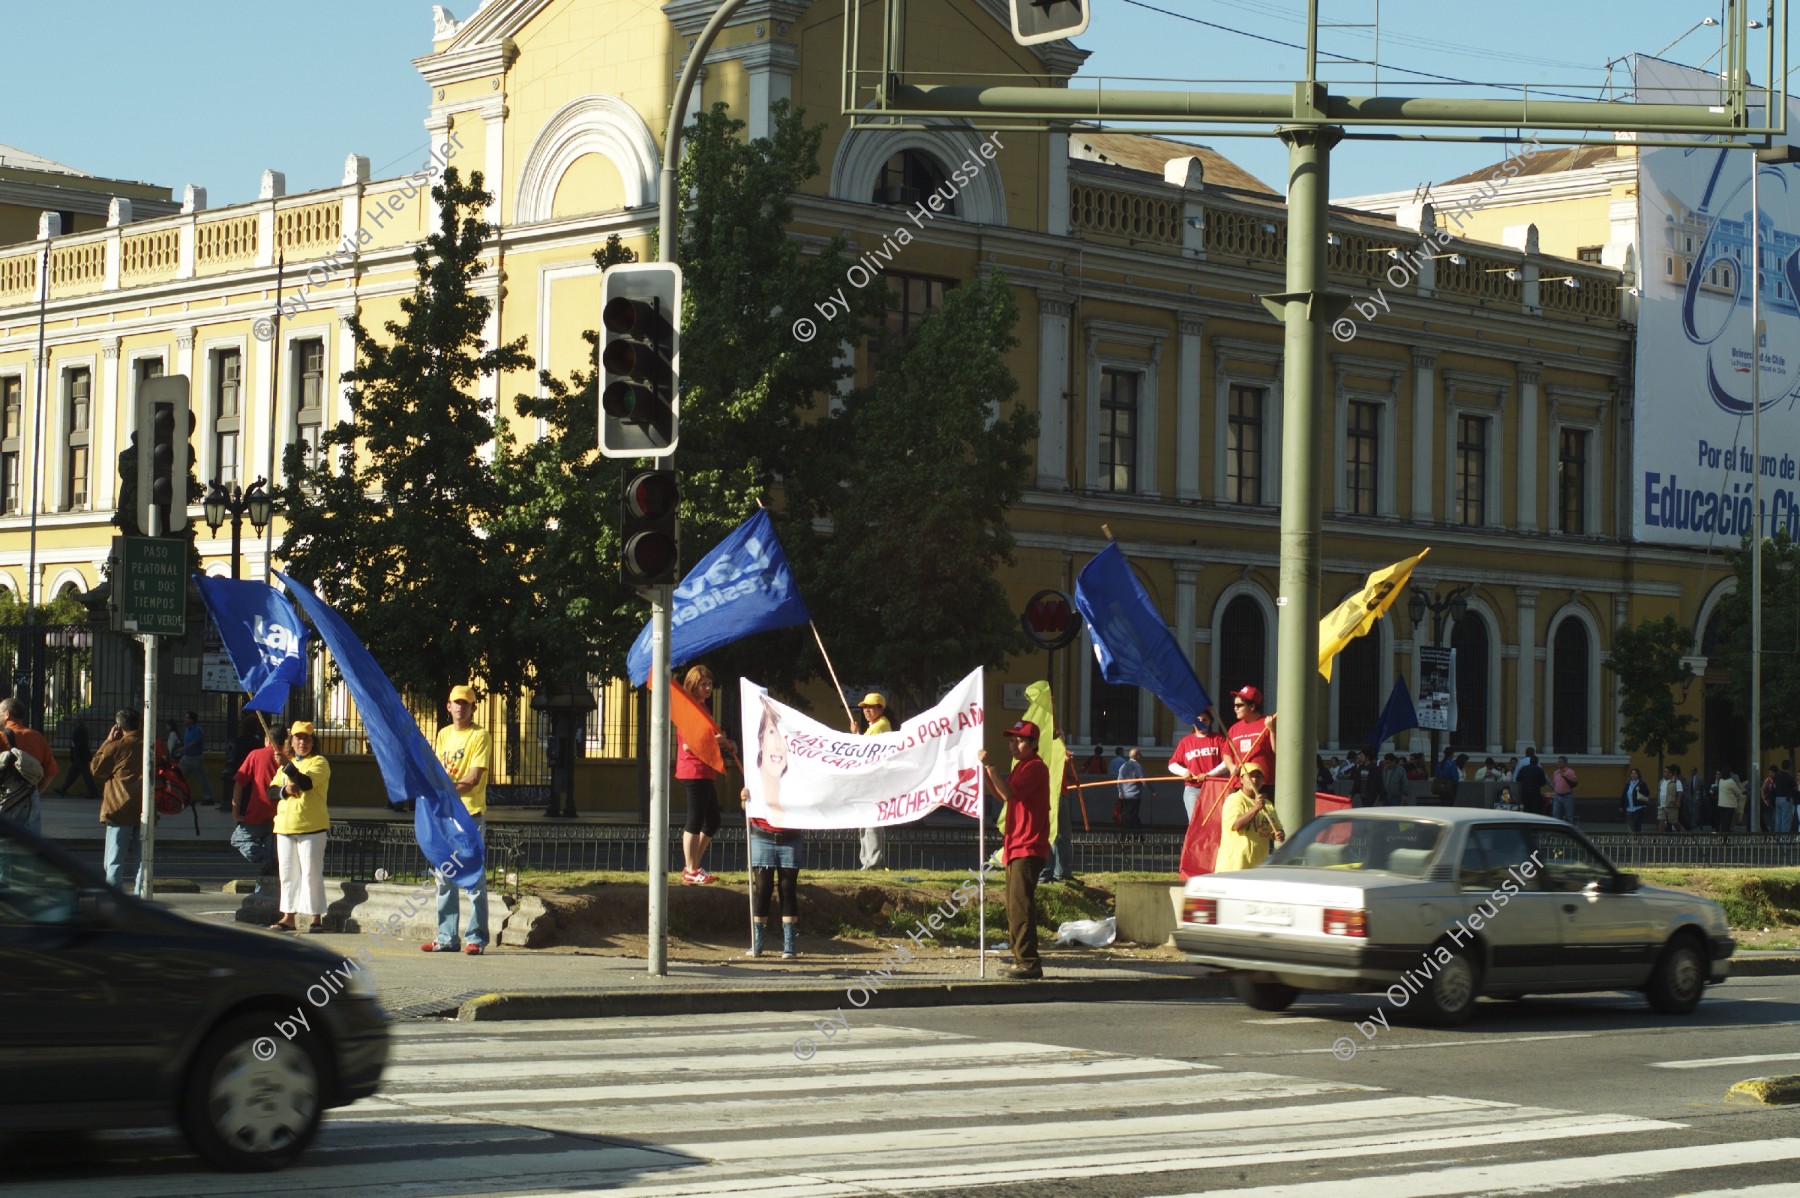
left=449, top=685, right=478, bottom=703
left=289, top=721, right=316, bottom=737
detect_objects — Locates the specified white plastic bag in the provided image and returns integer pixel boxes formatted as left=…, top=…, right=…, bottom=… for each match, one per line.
left=1053, top=916, right=1116, bottom=947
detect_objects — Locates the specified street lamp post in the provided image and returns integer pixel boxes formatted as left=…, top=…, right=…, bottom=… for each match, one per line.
left=203, top=478, right=275, bottom=581
left=203, top=477, right=277, bottom=763
left=1408, top=584, right=1470, bottom=770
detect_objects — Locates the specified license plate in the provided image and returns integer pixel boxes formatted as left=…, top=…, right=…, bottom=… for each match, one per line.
left=1242, top=903, right=1293, bottom=926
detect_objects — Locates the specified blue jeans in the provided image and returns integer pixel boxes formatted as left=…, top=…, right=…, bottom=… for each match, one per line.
left=231, top=821, right=273, bottom=868
left=434, top=816, right=488, bottom=947
left=1776, top=796, right=1797, bottom=834
left=1551, top=794, right=1576, bottom=823
left=104, top=822, right=143, bottom=892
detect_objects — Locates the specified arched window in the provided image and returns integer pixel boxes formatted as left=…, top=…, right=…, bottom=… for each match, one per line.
left=1552, top=619, right=1590, bottom=755
left=1450, top=613, right=1490, bottom=751
left=1335, top=630, right=1381, bottom=749
left=873, top=150, right=953, bottom=213
left=1218, top=595, right=1267, bottom=704
left=1088, top=653, right=1138, bottom=747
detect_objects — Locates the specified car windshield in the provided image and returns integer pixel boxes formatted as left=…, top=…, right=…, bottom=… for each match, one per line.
left=1267, top=815, right=1446, bottom=877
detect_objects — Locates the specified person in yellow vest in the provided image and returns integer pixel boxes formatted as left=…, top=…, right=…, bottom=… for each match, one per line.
left=1214, top=765, right=1284, bottom=872
left=268, top=721, right=330, bottom=933
left=423, top=684, right=492, bottom=955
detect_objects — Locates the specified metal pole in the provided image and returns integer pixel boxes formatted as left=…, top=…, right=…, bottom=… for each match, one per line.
left=646, top=0, right=750, bottom=977
left=138, top=505, right=159, bottom=899
left=263, top=255, right=284, bottom=585
left=1750, top=150, right=1763, bottom=832
left=1263, top=120, right=1344, bottom=836
left=26, top=240, right=49, bottom=726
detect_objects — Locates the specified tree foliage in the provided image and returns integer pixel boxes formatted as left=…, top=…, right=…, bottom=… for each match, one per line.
left=1710, top=528, right=1800, bottom=757
left=278, top=168, right=534, bottom=703
left=1604, top=614, right=1699, bottom=774
left=789, top=274, right=1036, bottom=714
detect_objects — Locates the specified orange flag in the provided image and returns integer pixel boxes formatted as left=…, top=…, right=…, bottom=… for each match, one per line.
left=668, top=682, right=725, bottom=774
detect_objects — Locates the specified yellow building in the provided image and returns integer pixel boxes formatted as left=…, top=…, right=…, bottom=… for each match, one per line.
left=0, top=1, right=1727, bottom=806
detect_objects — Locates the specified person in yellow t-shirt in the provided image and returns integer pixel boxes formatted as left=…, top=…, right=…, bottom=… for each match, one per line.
left=424, top=684, right=493, bottom=955
left=1215, top=765, right=1284, bottom=873
left=269, top=721, right=330, bottom=933
left=857, top=691, right=892, bottom=870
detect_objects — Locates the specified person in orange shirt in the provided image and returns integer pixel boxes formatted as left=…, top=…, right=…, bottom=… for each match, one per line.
left=2, top=696, right=59, bottom=795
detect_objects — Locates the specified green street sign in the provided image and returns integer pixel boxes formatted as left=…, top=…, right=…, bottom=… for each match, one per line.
left=116, top=536, right=186, bottom=638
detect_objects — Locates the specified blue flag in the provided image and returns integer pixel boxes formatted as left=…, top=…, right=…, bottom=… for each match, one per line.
left=1073, top=543, right=1213, bottom=728
left=276, top=572, right=484, bottom=889
left=627, top=509, right=811, bottom=686
left=1370, top=675, right=1419, bottom=751
left=193, top=575, right=309, bottom=714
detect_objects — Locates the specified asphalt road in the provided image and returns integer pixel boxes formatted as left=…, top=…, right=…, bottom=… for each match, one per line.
left=9, top=968, right=1799, bottom=1196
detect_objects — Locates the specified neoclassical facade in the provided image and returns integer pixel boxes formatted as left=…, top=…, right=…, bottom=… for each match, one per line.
left=0, top=0, right=1730, bottom=798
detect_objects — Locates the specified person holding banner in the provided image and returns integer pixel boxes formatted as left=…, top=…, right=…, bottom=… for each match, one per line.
left=857, top=692, right=892, bottom=870
left=1214, top=765, right=1284, bottom=872
left=677, top=666, right=735, bottom=885
left=979, top=720, right=1051, bottom=981
left=743, top=776, right=804, bottom=959
left=1170, top=712, right=1228, bottom=822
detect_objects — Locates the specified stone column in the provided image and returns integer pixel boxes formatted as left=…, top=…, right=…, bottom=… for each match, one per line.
left=1517, top=362, right=1541, bottom=531
left=1175, top=315, right=1204, bottom=500
left=1410, top=349, right=1437, bottom=522
left=1516, top=587, right=1539, bottom=754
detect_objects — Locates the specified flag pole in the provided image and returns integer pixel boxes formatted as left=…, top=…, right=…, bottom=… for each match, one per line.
left=809, top=622, right=857, bottom=730
left=977, top=775, right=986, bottom=980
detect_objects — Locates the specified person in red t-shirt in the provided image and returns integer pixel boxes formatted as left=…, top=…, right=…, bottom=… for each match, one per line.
left=230, top=720, right=285, bottom=884
left=1169, top=712, right=1229, bottom=822
left=1209, top=685, right=1275, bottom=791
left=980, top=719, right=1050, bottom=981
left=676, top=665, right=737, bottom=885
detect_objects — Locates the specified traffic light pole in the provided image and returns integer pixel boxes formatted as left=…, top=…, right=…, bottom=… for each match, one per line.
left=644, top=0, right=748, bottom=977
left=138, top=506, right=160, bottom=901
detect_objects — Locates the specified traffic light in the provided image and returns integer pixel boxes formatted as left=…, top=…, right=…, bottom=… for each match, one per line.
left=599, top=262, right=681, bottom=459
left=135, top=375, right=191, bottom=534
left=620, top=469, right=679, bottom=588
left=1009, top=0, right=1089, bottom=45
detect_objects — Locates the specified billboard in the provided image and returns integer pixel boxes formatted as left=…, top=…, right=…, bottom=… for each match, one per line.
left=1635, top=59, right=1800, bottom=547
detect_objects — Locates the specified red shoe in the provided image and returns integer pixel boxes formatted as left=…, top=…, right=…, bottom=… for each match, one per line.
left=681, top=868, right=700, bottom=885
left=421, top=941, right=458, bottom=952
left=694, top=870, right=719, bottom=885
left=464, top=943, right=485, bottom=956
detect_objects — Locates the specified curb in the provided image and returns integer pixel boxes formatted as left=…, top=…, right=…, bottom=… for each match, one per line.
left=453, top=973, right=1230, bottom=1021
left=1725, top=954, right=1800, bottom=977
left=1727, top=1075, right=1800, bottom=1105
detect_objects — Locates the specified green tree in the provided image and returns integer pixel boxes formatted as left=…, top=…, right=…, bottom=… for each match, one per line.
left=278, top=167, right=534, bottom=704
left=496, top=102, right=884, bottom=691
left=1710, top=528, right=1800, bottom=759
left=1604, top=614, right=1699, bottom=775
left=789, top=274, right=1036, bottom=714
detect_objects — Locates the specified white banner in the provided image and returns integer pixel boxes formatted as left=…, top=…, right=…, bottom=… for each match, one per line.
left=1635, top=59, right=1800, bottom=547
left=740, top=668, right=984, bottom=829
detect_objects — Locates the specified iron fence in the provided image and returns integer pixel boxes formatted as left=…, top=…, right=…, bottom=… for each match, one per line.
left=1586, top=834, right=1800, bottom=869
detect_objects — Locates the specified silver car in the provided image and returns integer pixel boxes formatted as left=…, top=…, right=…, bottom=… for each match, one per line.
left=1172, top=808, right=1735, bottom=1025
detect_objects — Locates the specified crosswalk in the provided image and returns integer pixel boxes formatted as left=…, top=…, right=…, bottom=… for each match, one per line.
left=27, top=1014, right=1800, bottom=1197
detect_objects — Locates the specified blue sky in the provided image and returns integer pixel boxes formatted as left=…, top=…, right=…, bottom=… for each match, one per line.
left=0, top=0, right=1782, bottom=206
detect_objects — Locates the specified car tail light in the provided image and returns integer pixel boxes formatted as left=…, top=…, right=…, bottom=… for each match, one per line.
left=1322, top=908, right=1368, bottom=938
left=1183, top=897, right=1218, bottom=925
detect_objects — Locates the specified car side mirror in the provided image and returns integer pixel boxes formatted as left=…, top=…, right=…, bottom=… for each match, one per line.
left=1588, top=873, right=1638, bottom=895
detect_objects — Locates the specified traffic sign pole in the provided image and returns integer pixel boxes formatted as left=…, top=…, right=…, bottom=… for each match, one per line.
left=138, top=509, right=160, bottom=901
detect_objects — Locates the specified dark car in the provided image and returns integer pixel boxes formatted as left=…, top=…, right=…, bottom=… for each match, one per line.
left=0, top=819, right=388, bottom=1170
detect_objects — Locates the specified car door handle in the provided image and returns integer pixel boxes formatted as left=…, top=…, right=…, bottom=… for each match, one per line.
left=1562, top=904, right=1577, bottom=914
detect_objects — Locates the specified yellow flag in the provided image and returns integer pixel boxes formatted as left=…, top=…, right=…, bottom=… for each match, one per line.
left=1022, top=680, right=1064, bottom=840
left=1318, top=548, right=1430, bottom=681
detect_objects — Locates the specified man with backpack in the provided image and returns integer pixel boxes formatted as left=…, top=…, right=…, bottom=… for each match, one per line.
left=0, top=696, right=55, bottom=834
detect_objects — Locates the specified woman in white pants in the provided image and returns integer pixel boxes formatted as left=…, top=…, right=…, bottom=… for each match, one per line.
left=268, top=721, right=331, bottom=933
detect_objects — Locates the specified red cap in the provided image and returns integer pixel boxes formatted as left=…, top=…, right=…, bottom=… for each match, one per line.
left=1232, top=685, right=1263, bottom=706
left=1003, top=720, right=1040, bottom=740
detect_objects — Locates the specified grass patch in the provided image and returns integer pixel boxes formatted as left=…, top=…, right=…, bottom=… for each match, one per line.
left=1639, top=868, right=1800, bottom=930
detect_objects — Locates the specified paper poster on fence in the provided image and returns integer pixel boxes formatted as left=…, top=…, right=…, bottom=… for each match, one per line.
left=739, top=668, right=984, bottom=829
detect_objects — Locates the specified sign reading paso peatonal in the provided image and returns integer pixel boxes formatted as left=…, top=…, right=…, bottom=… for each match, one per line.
left=115, top=536, right=186, bottom=638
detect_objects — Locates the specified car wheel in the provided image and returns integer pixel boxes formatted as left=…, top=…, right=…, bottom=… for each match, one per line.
left=1416, top=946, right=1479, bottom=1027
left=179, top=1013, right=323, bottom=1172
left=1645, top=935, right=1706, bottom=1015
left=1230, top=975, right=1299, bottom=1012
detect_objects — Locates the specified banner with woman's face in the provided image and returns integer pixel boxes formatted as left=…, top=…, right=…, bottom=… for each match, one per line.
left=740, top=669, right=985, bottom=829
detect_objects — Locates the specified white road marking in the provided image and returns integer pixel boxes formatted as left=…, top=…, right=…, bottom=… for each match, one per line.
left=1652, top=1051, right=1800, bottom=1069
